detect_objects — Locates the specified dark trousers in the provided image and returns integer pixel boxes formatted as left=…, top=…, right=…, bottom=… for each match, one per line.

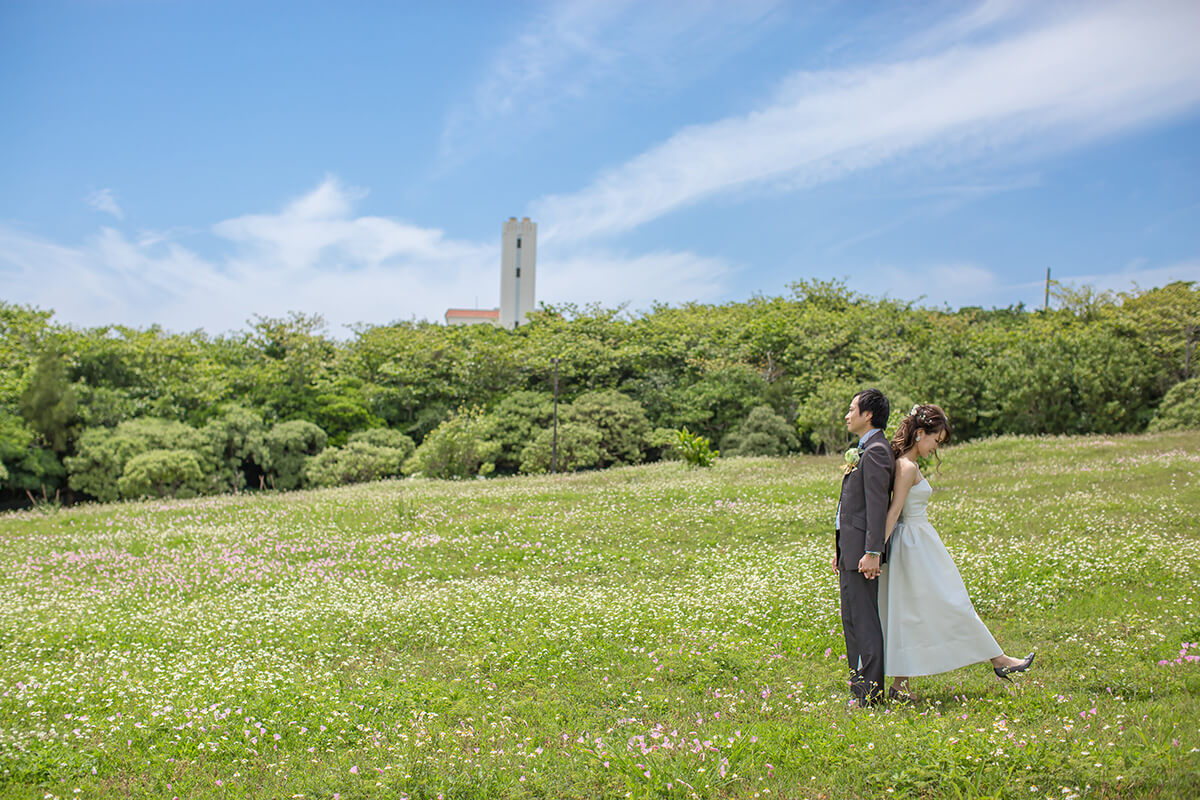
left=839, top=567, right=884, bottom=704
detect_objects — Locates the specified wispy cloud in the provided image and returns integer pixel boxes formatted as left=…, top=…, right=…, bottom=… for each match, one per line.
left=0, top=177, right=734, bottom=334
left=1051, top=258, right=1200, bottom=295
left=539, top=247, right=733, bottom=311
left=867, top=256, right=1200, bottom=310
left=902, top=0, right=1036, bottom=52
left=85, top=188, right=123, bottom=219
left=533, top=0, right=1200, bottom=241
left=438, top=0, right=781, bottom=167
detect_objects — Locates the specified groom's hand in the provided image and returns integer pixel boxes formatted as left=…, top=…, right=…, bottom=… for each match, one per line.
left=830, top=556, right=839, bottom=574
left=857, top=553, right=880, bottom=580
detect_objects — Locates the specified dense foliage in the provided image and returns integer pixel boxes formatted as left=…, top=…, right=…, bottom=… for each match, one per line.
left=1, top=279, right=1197, bottom=504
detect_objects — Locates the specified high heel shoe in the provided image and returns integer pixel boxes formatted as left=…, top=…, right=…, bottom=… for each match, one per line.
left=994, top=652, right=1035, bottom=682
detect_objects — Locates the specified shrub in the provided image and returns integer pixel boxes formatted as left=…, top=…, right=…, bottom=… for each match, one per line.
left=1148, top=377, right=1200, bottom=431
left=264, top=420, right=327, bottom=490
left=658, top=364, right=770, bottom=444
left=563, top=390, right=650, bottom=467
left=795, top=380, right=859, bottom=454
left=403, top=408, right=500, bottom=480
left=201, top=406, right=268, bottom=492
left=314, top=398, right=384, bottom=446
left=518, top=423, right=603, bottom=474
left=347, top=427, right=416, bottom=460
left=646, top=426, right=682, bottom=461
left=721, top=405, right=799, bottom=456
left=117, top=449, right=206, bottom=499
left=483, top=391, right=553, bottom=474
left=674, top=428, right=719, bottom=468
left=66, top=418, right=207, bottom=502
left=0, top=411, right=65, bottom=493
left=306, top=441, right=406, bottom=487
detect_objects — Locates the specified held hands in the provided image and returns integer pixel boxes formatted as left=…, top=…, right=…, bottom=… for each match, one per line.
left=857, top=553, right=880, bottom=580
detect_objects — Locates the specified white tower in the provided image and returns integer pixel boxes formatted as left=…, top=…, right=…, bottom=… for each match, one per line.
left=499, top=217, right=536, bottom=329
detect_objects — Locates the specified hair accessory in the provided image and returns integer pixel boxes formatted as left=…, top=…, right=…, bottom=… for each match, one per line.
left=909, top=404, right=931, bottom=425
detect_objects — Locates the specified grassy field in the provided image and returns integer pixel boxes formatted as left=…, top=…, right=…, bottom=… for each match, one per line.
left=1, top=432, right=1198, bottom=799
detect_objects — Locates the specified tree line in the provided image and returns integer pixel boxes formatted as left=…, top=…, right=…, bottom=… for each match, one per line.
left=1, top=279, right=1197, bottom=506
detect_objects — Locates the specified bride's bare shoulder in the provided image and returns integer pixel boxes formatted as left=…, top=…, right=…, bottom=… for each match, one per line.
left=895, top=456, right=921, bottom=487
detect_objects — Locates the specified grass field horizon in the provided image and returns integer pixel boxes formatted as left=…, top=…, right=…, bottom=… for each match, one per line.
left=2, top=431, right=1198, bottom=799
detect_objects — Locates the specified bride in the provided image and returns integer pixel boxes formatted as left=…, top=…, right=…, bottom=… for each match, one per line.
left=878, top=404, right=1035, bottom=701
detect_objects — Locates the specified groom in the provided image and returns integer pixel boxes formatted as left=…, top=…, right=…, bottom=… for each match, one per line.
left=832, top=388, right=894, bottom=707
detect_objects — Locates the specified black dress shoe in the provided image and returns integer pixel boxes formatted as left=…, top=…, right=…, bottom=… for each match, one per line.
left=994, top=652, right=1036, bottom=682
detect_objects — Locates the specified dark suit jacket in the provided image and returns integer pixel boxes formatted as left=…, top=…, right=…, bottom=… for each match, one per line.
left=835, top=430, right=895, bottom=571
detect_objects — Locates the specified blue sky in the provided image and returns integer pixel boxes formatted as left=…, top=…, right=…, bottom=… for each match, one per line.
left=2, top=0, right=1198, bottom=335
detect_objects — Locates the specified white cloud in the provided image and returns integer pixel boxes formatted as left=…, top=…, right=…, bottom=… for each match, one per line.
left=438, top=0, right=781, bottom=165
left=533, top=0, right=1200, bottom=241
left=903, top=0, right=1037, bottom=52
left=539, top=248, right=734, bottom=311
left=1052, top=259, right=1200, bottom=296
left=3, top=177, right=735, bottom=334
left=866, top=257, right=1200, bottom=310
left=870, top=261, right=1003, bottom=308
left=85, top=188, right=123, bottom=219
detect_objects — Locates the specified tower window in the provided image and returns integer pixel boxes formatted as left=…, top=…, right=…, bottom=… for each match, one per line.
left=516, top=238, right=521, bottom=248
left=516, top=267, right=521, bottom=277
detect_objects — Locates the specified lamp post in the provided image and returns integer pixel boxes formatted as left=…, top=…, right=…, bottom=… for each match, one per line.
left=550, top=357, right=561, bottom=473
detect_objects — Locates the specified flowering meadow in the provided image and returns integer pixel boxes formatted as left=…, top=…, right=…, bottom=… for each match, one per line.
left=1, top=431, right=1198, bottom=799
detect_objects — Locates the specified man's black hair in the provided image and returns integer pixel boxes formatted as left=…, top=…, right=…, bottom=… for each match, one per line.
left=855, top=387, right=890, bottom=430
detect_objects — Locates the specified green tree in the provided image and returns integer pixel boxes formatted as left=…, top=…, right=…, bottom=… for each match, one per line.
left=264, top=420, right=328, bottom=491
left=201, top=407, right=269, bottom=492
left=347, top=427, right=416, bottom=460
left=721, top=405, right=799, bottom=456
left=306, top=441, right=407, bottom=487
left=1118, top=281, right=1200, bottom=385
left=0, top=411, right=65, bottom=494
left=646, top=426, right=682, bottom=461
left=656, top=364, right=770, bottom=444
left=483, top=391, right=554, bottom=474
left=1148, top=377, right=1200, bottom=431
left=518, top=422, right=603, bottom=474
left=795, top=380, right=859, bottom=454
left=19, top=344, right=78, bottom=454
left=75, top=385, right=142, bottom=428
left=313, top=396, right=383, bottom=446
left=403, top=408, right=500, bottom=480
left=0, top=302, right=55, bottom=414
left=563, top=390, right=650, bottom=467
left=246, top=312, right=336, bottom=421
left=65, top=418, right=207, bottom=502
left=117, top=449, right=206, bottom=499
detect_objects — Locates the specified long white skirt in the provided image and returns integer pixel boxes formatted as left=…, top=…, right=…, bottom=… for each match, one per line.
left=879, top=516, right=1003, bottom=676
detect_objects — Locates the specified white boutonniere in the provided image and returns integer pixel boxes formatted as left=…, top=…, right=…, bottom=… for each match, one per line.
left=843, top=447, right=861, bottom=475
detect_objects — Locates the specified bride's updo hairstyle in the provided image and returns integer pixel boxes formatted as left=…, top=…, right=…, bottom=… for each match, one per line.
left=890, top=403, right=952, bottom=464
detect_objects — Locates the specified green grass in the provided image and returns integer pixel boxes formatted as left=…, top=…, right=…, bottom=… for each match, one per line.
left=1, top=431, right=1198, bottom=799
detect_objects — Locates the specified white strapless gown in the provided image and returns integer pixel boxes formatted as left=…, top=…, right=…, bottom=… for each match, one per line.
left=879, top=478, right=1002, bottom=676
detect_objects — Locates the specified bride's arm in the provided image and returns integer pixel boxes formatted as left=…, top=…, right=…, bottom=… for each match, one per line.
left=884, top=460, right=918, bottom=542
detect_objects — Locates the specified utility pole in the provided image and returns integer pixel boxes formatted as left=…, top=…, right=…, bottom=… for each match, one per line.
left=550, top=357, right=561, bottom=473
left=1044, top=267, right=1051, bottom=311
